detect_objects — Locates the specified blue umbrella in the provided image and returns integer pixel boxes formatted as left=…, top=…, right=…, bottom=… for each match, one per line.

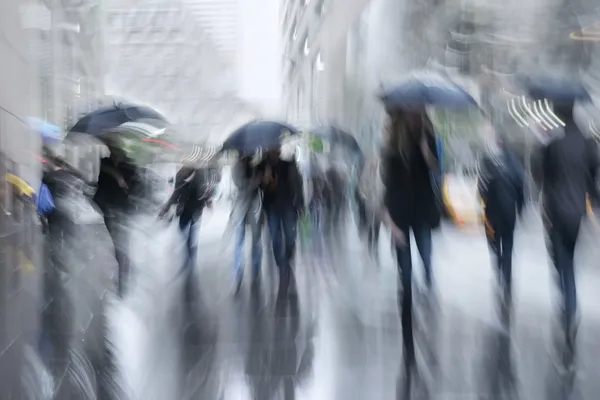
left=518, top=73, right=591, bottom=103
left=27, top=117, right=62, bottom=143
left=67, top=103, right=168, bottom=137
left=222, top=120, right=298, bottom=157
left=379, top=73, right=477, bottom=109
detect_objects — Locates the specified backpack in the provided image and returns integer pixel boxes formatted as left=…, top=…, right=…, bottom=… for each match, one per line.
left=36, top=183, right=55, bottom=215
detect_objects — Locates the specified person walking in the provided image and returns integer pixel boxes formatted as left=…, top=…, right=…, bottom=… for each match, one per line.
left=378, top=108, right=441, bottom=370
left=231, top=156, right=264, bottom=292
left=258, top=148, right=304, bottom=294
left=539, top=101, right=599, bottom=362
left=94, top=147, right=138, bottom=297
left=356, top=153, right=383, bottom=260
left=478, top=129, right=525, bottom=325
left=159, top=164, right=215, bottom=300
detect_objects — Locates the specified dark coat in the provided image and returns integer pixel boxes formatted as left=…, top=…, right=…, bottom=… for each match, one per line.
left=381, top=133, right=440, bottom=229
left=167, top=167, right=214, bottom=224
left=478, top=146, right=525, bottom=232
left=540, top=123, right=599, bottom=227
left=258, top=159, right=304, bottom=212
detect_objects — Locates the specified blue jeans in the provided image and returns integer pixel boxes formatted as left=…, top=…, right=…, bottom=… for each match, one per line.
left=547, top=218, right=581, bottom=329
left=266, top=207, right=298, bottom=274
left=234, top=219, right=263, bottom=278
left=179, top=217, right=199, bottom=275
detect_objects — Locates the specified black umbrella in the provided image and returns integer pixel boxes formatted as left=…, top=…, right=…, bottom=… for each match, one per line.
left=310, top=126, right=364, bottom=167
left=311, top=126, right=362, bottom=154
left=378, top=71, right=478, bottom=110
left=67, top=103, right=168, bottom=137
left=518, top=73, right=591, bottom=103
left=221, top=120, right=298, bottom=157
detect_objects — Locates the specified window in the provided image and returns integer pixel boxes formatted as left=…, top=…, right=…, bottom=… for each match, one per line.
left=316, top=0, right=325, bottom=15
left=314, top=51, right=324, bottom=71
left=303, top=36, right=310, bottom=55
left=292, top=21, right=298, bottom=40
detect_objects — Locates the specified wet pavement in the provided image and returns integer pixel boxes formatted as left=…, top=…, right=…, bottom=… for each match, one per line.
left=104, top=204, right=600, bottom=400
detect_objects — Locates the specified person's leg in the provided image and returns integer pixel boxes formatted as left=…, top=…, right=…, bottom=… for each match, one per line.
left=413, top=223, right=433, bottom=289
left=105, top=214, right=130, bottom=297
left=282, top=207, right=298, bottom=266
left=500, top=229, right=515, bottom=300
left=250, top=214, right=263, bottom=278
left=561, top=220, right=581, bottom=337
left=395, top=239, right=415, bottom=366
left=234, top=221, right=246, bottom=280
left=181, top=217, right=198, bottom=302
left=266, top=209, right=285, bottom=271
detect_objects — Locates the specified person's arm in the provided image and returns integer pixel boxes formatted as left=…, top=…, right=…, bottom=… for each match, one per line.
left=100, top=163, right=128, bottom=189
left=377, top=150, right=406, bottom=246
left=512, top=153, right=526, bottom=216
left=421, top=133, right=440, bottom=172
left=159, top=167, right=191, bottom=217
left=587, top=139, right=600, bottom=205
left=289, top=162, right=305, bottom=212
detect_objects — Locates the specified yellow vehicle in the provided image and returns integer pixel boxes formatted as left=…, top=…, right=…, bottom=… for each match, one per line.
left=442, top=174, right=596, bottom=231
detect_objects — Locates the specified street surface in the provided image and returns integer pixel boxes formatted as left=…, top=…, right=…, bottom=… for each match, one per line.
left=102, top=201, right=600, bottom=400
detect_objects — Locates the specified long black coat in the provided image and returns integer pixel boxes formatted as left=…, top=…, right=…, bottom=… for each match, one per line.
left=381, top=134, right=440, bottom=230
left=539, top=124, right=599, bottom=228
left=478, top=147, right=525, bottom=233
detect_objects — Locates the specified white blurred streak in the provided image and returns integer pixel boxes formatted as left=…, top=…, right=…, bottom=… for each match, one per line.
left=108, top=216, right=187, bottom=399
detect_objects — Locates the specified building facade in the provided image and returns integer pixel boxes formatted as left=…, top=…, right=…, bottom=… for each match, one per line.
left=1, top=1, right=44, bottom=397
left=185, top=0, right=241, bottom=64
left=281, top=0, right=600, bottom=152
left=105, top=0, right=258, bottom=144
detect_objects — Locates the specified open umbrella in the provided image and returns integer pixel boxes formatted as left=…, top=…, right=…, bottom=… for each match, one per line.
left=378, top=71, right=477, bottom=110
left=67, top=102, right=168, bottom=138
left=221, top=120, right=299, bottom=157
left=311, top=126, right=362, bottom=155
left=27, top=117, right=62, bottom=143
left=517, top=73, right=591, bottom=103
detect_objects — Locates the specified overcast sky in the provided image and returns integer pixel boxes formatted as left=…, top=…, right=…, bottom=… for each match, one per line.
left=238, top=0, right=282, bottom=114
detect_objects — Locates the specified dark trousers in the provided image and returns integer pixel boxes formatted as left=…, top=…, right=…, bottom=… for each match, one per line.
left=486, top=226, right=515, bottom=298
left=357, top=197, right=380, bottom=254
left=546, top=217, right=582, bottom=329
left=394, top=223, right=434, bottom=364
left=266, top=207, right=298, bottom=287
left=179, top=215, right=200, bottom=301
left=104, top=214, right=130, bottom=298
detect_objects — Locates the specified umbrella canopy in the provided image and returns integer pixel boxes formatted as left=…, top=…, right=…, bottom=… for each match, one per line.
left=27, top=117, right=63, bottom=143
left=67, top=103, right=168, bottom=137
left=379, top=71, right=477, bottom=110
left=221, top=120, right=299, bottom=157
left=311, top=126, right=362, bottom=155
left=517, top=73, right=591, bottom=103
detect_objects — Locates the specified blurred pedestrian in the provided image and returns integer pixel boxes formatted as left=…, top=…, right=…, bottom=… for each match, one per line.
left=379, top=108, right=441, bottom=370
left=159, top=164, right=215, bottom=300
left=231, top=156, right=264, bottom=292
left=538, top=101, right=599, bottom=359
left=258, top=148, right=304, bottom=294
left=356, top=153, right=383, bottom=260
left=94, top=146, right=138, bottom=297
left=478, top=130, right=524, bottom=324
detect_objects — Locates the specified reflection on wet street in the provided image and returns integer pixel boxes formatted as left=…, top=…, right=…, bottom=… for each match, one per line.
left=98, top=205, right=600, bottom=399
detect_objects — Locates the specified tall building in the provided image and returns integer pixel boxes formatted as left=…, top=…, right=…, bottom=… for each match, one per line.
left=184, top=0, right=241, bottom=64
left=24, top=0, right=106, bottom=129
left=1, top=1, right=45, bottom=397
left=105, top=0, right=258, bottom=143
